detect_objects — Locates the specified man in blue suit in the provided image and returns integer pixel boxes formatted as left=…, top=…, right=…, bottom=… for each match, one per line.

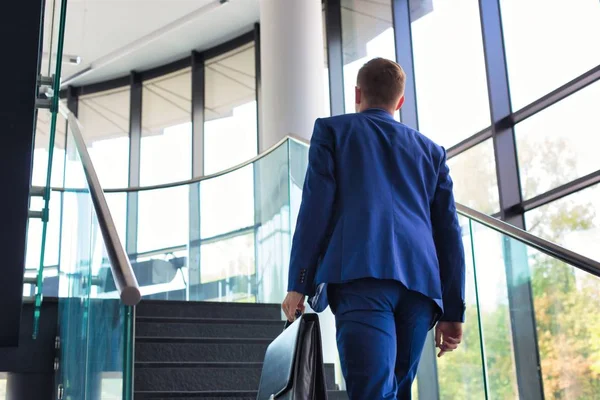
left=282, top=58, right=466, bottom=399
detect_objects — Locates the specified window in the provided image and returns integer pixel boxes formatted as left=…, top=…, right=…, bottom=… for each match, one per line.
left=516, top=81, right=600, bottom=200
left=526, top=184, right=600, bottom=263
left=141, top=68, right=192, bottom=185
left=204, top=42, right=257, bottom=174
left=323, top=7, right=331, bottom=116
left=500, top=0, right=600, bottom=110
left=447, top=139, right=499, bottom=214
left=525, top=184, right=600, bottom=397
left=78, top=87, right=130, bottom=188
left=341, top=0, right=396, bottom=115
left=411, top=0, right=490, bottom=147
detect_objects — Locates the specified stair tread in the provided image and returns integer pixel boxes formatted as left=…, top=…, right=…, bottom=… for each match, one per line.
left=137, top=316, right=285, bottom=325
left=136, top=361, right=264, bottom=368
left=133, top=390, right=347, bottom=397
left=136, top=337, right=273, bottom=343
left=138, top=300, right=280, bottom=308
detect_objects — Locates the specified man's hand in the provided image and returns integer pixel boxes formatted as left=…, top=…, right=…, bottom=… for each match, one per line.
left=435, top=322, right=463, bottom=357
left=282, top=291, right=306, bottom=322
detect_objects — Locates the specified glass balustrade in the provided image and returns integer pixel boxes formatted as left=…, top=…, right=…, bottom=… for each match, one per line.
left=49, top=123, right=600, bottom=398
left=55, top=119, right=134, bottom=400
left=28, top=0, right=69, bottom=336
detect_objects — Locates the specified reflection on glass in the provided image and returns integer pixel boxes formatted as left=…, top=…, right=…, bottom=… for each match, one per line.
left=141, top=68, right=191, bottom=185
left=341, top=0, right=396, bottom=115
left=204, top=42, right=257, bottom=174
left=447, top=139, right=499, bottom=214
left=500, top=0, right=600, bottom=110
left=436, top=217, right=486, bottom=399
left=516, top=81, right=600, bottom=200
left=526, top=183, right=600, bottom=263
left=138, top=186, right=189, bottom=253
left=411, top=0, right=490, bottom=146
left=78, top=87, right=130, bottom=188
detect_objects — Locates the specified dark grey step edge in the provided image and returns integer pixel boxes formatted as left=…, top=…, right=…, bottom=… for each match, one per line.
left=135, top=362, right=264, bottom=369
left=133, top=390, right=348, bottom=398
left=136, top=317, right=285, bottom=325
left=135, top=337, right=273, bottom=344
left=137, top=300, right=280, bottom=309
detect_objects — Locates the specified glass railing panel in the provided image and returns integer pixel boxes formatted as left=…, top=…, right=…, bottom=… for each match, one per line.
left=31, top=0, right=68, bottom=333
left=465, top=216, right=600, bottom=398
left=253, top=142, right=291, bottom=305
left=434, top=217, right=487, bottom=398
left=200, top=165, right=255, bottom=239
left=57, top=128, right=133, bottom=399
left=466, top=219, right=521, bottom=398
left=523, top=239, right=600, bottom=397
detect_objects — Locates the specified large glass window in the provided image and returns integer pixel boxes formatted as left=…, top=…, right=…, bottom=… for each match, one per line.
left=322, top=7, right=331, bottom=117
left=341, top=0, right=396, bottom=114
left=516, top=81, right=600, bottom=200
left=411, top=0, right=490, bottom=147
left=447, top=139, right=499, bottom=215
left=204, top=42, right=257, bottom=174
left=525, top=185, right=600, bottom=397
left=526, top=184, right=600, bottom=263
left=78, top=87, right=130, bottom=188
left=500, top=0, right=600, bottom=110
left=141, top=68, right=192, bottom=185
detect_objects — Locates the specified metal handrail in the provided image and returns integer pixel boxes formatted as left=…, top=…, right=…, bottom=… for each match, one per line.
left=457, top=203, right=600, bottom=277
left=52, top=133, right=309, bottom=194
left=62, top=106, right=141, bottom=305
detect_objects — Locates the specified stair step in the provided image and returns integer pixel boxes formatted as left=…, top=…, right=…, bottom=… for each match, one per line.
left=134, top=362, right=337, bottom=392
left=133, top=390, right=349, bottom=399
left=136, top=301, right=281, bottom=320
left=135, top=337, right=271, bottom=363
left=136, top=317, right=284, bottom=339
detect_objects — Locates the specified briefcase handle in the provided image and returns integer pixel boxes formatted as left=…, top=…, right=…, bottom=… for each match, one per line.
left=283, top=310, right=303, bottom=330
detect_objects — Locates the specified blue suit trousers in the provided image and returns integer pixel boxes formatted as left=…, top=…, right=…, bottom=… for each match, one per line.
left=328, top=279, right=436, bottom=400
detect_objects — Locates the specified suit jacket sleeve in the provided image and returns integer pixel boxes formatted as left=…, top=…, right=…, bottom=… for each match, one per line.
left=288, top=119, right=336, bottom=295
left=431, top=149, right=466, bottom=322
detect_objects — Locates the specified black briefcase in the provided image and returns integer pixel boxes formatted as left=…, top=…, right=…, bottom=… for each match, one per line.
left=256, top=313, right=328, bottom=400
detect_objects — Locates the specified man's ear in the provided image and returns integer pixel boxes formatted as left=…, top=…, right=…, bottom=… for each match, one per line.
left=355, top=86, right=362, bottom=105
left=396, top=95, right=405, bottom=111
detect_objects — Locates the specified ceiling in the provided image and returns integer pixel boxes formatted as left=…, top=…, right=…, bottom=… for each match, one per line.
left=41, top=0, right=260, bottom=87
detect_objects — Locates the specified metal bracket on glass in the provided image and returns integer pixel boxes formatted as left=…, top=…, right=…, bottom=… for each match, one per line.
left=54, top=357, right=60, bottom=371
left=23, top=276, right=37, bottom=286
left=28, top=209, right=44, bottom=219
left=35, top=98, right=54, bottom=110
left=30, top=185, right=47, bottom=199
left=55, top=336, right=61, bottom=350
left=57, top=384, right=64, bottom=400
left=37, top=75, right=54, bottom=87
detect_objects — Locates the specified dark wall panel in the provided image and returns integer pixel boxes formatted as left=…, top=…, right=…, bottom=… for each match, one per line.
left=0, top=0, right=44, bottom=346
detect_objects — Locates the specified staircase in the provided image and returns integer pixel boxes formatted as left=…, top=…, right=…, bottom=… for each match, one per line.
left=134, top=300, right=347, bottom=399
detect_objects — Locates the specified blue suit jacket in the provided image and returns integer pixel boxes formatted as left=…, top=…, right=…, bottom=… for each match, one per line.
left=288, top=109, right=466, bottom=322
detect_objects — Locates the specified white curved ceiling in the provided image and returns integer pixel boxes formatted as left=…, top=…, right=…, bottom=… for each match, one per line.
left=44, top=0, right=260, bottom=87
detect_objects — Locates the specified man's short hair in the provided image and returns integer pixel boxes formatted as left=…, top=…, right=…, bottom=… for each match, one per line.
left=357, top=58, right=406, bottom=107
